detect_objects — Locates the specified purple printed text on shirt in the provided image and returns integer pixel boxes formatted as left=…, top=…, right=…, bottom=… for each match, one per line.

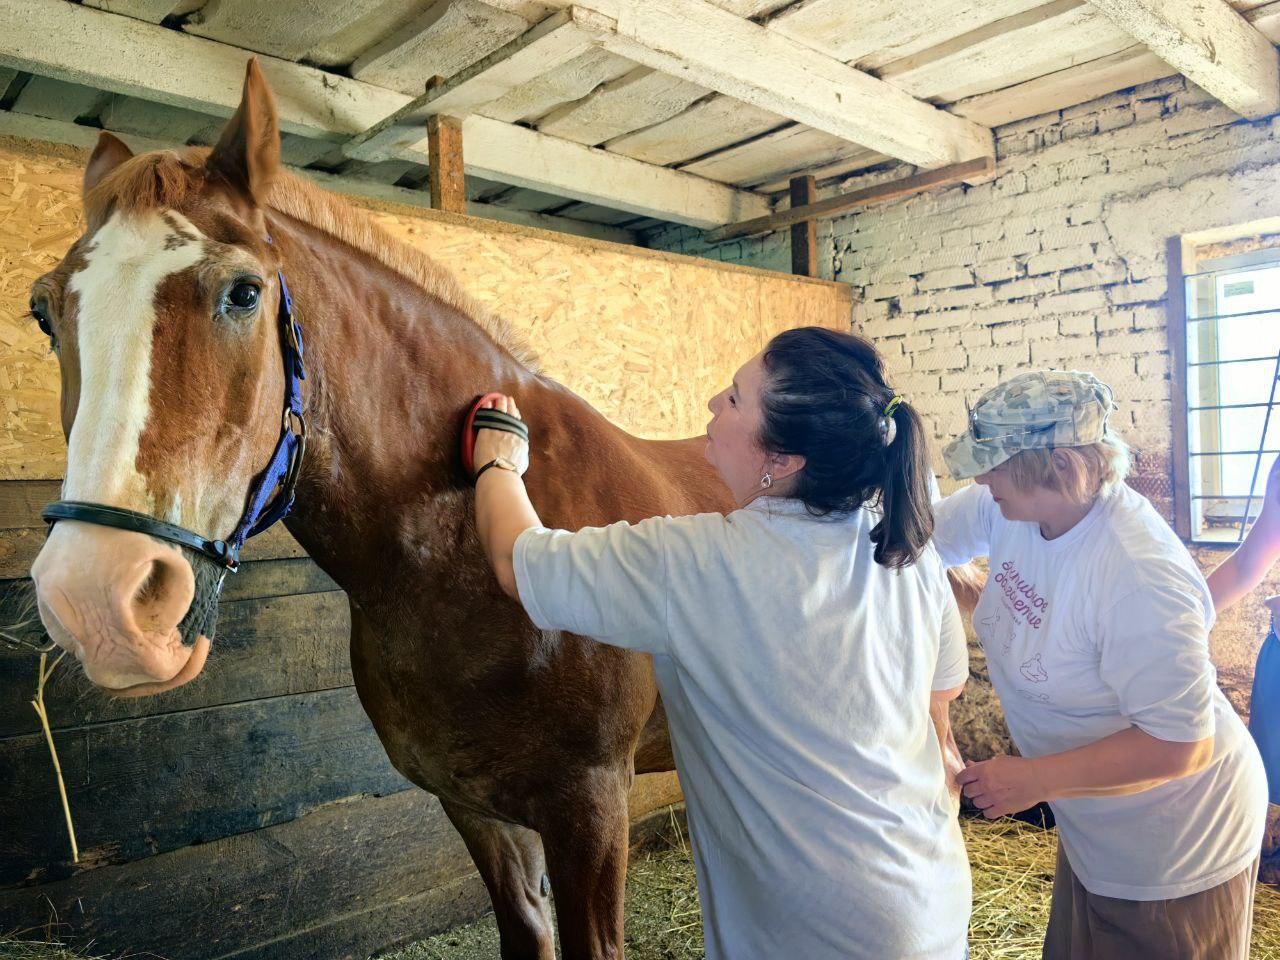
left=994, top=560, right=1048, bottom=628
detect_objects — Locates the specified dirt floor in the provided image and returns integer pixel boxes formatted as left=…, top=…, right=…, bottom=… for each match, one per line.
left=5, top=814, right=1280, bottom=960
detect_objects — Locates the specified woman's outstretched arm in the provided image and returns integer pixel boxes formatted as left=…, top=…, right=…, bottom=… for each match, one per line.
left=471, top=395, right=541, bottom=600
left=1208, top=456, right=1280, bottom=613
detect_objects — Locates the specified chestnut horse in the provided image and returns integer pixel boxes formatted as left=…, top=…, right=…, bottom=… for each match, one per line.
left=28, top=64, right=978, bottom=959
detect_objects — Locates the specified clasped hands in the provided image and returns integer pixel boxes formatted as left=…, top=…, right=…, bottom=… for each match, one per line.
left=956, top=754, right=1051, bottom=820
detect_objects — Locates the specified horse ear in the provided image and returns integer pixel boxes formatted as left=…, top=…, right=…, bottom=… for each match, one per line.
left=206, top=58, right=281, bottom=206
left=83, top=131, right=134, bottom=197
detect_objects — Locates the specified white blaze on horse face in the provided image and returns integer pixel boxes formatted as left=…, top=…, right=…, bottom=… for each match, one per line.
left=63, top=209, right=206, bottom=514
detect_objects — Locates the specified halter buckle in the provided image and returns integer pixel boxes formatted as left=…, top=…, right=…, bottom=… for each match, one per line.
left=282, top=407, right=308, bottom=495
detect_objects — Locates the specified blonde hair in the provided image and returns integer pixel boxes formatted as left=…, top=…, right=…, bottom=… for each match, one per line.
left=1004, top=434, right=1131, bottom=503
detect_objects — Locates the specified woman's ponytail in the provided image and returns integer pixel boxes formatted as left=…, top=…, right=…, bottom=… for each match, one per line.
left=870, top=399, right=933, bottom=568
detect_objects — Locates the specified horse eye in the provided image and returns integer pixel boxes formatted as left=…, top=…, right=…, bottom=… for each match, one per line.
left=29, top=298, right=52, bottom=338
left=223, top=279, right=261, bottom=315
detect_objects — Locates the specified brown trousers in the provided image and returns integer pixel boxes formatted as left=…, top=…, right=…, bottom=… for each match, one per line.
left=1042, top=844, right=1258, bottom=960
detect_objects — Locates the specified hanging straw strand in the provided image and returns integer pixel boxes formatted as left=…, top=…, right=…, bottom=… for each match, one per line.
left=31, top=650, right=79, bottom=863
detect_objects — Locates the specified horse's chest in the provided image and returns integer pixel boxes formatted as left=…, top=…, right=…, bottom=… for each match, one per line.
left=345, top=596, right=543, bottom=816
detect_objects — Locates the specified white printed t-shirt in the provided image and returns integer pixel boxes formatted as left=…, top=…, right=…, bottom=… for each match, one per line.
left=934, top=482, right=1267, bottom=900
left=514, top=497, right=971, bottom=960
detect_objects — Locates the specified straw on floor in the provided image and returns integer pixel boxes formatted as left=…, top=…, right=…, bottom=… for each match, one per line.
left=6, top=814, right=1280, bottom=960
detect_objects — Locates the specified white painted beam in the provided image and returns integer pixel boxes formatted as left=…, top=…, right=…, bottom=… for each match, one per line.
left=0, top=0, right=768, bottom=227
left=0, top=110, right=638, bottom=245
left=346, top=7, right=608, bottom=162
left=458, top=114, right=768, bottom=225
left=301, top=168, right=640, bottom=244
left=590, top=0, right=994, bottom=169
left=1086, top=0, right=1280, bottom=119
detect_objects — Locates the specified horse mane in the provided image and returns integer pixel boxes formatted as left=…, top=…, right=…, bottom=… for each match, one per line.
left=84, top=147, right=540, bottom=371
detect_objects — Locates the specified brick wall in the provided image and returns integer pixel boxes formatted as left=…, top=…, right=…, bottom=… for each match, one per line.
left=646, top=74, right=1280, bottom=688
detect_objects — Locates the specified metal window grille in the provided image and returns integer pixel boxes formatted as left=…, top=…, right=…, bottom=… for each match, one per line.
left=1181, top=259, right=1280, bottom=542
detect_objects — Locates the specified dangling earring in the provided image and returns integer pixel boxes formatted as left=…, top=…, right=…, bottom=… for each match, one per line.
left=760, top=473, right=774, bottom=489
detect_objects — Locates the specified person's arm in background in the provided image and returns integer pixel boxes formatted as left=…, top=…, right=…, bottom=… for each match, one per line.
left=960, top=573, right=1218, bottom=818
left=1208, top=455, right=1280, bottom=612
left=931, top=572, right=969, bottom=799
left=957, top=726, right=1213, bottom=818
left=932, top=685, right=966, bottom=799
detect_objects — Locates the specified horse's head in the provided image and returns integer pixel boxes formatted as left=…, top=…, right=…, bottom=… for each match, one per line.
left=29, top=61, right=293, bottom=696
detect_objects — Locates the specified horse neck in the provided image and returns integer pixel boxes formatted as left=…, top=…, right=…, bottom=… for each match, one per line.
left=268, top=211, right=534, bottom=592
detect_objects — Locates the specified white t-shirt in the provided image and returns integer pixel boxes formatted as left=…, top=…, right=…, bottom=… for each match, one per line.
left=514, top=497, right=971, bottom=960
left=934, top=482, right=1268, bottom=900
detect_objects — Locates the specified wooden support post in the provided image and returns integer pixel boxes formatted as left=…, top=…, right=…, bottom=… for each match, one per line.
left=1167, top=234, right=1193, bottom=541
left=789, top=175, right=817, bottom=278
left=426, top=76, right=466, bottom=214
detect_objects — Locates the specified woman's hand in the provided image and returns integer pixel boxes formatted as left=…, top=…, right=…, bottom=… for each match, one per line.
left=956, top=755, right=1048, bottom=819
left=473, top=394, right=530, bottom=478
left=471, top=393, right=542, bottom=600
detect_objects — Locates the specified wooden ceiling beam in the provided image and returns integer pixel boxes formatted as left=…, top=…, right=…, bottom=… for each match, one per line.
left=0, top=110, right=639, bottom=244
left=0, top=0, right=768, bottom=228
left=1086, top=0, right=1280, bottom=119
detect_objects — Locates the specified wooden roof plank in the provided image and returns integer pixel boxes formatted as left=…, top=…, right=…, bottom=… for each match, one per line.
left=481, top=46, right=636, bottom=123
left=679, top=124, right=882, bottom=187
left=183, top=0, right=398, bottom=63
left=349, top=0, right=533, bottom=96
left=950, top=1, right=1280, bottom=128
left=10, top=78, right=107, bottom=123
left=82, top=0, right=183, bottom=23
left=950, top=44, right=1170, bottom=126
left=752, top=151, right=893, bottom=195
left=535, top=68, right=710, bottom=146
left=594, top=0, right=994, bottom=169
left=876, top=1, right=1137, bottom=104
left=766, top=0, right=1052, bottom=71
left=603, top=96, right=786, bottom=166
left=1087, top=0, right=1280, bottom=118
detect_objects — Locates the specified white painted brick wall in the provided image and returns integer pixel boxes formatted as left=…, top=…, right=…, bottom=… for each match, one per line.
left=644, top=75, right=1280, bottom=677
left=814, top=79, right=1280, bottom=521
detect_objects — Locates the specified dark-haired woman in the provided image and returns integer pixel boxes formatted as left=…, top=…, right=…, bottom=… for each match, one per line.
left=470, top=327, right=971, bottom=959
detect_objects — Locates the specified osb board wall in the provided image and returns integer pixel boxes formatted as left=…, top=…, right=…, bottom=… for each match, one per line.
left=0, top=137, right=850, bottom=480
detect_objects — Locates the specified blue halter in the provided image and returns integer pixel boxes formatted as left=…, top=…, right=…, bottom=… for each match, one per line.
left=42, top=263, right=307, bottom=576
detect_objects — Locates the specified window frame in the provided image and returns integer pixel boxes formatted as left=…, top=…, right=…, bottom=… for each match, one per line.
left=1170, top=232, right=1280, bottom=545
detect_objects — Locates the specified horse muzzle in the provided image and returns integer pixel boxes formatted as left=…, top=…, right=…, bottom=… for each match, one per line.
left=31, top=520, right=213, bottom=696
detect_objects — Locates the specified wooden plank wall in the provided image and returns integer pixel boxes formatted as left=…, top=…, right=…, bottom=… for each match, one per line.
left=0, top=135, right=851, bottom=959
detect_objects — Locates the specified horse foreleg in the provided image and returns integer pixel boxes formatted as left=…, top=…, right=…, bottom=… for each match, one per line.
left=538, top=772, right=631, bottom=960
left=441, top=799, right=556, bottom=960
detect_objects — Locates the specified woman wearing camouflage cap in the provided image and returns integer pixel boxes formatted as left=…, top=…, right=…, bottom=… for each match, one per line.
left=934, top=369, right=1267, bottom=960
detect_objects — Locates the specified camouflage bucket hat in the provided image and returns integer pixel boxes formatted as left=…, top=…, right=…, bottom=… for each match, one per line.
left=943, top=370, right=1117, bottom=480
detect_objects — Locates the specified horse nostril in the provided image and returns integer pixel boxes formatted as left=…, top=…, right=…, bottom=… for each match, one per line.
left=134, top=559, right=164, bottom=606
left=128, top=553, right=189, bottom=634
